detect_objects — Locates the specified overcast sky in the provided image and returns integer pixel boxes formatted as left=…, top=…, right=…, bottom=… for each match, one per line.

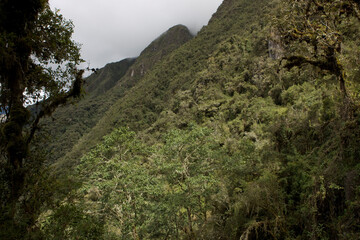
left=49, top=0, right=223, bottom=69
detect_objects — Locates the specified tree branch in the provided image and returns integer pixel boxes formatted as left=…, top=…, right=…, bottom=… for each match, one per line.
left=26, top=69, right=84, bottom=145
left=283, top=55, right=331, bottom=71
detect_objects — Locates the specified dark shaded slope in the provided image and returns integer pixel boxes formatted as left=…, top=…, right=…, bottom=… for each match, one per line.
left=85, top=58, right=136, bottom=95
left=37, top=59, right=135, bottom=162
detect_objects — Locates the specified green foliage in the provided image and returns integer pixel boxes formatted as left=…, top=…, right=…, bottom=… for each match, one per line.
left=61, top=126, right=222, bottom=239
left=36, top=58, right=135, bottom=163
left=18, top=0, right=360, bottom=239
left=278, top=0, right=360, bottom=97
left=42, top=204, right=105, bottom=240
left=41, top=25, right=192, bottom=165
left=0, top=1, right=85, bottom=237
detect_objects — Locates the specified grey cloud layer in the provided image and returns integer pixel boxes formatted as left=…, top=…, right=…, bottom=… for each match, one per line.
left=50, top=0, right=223, bottom=68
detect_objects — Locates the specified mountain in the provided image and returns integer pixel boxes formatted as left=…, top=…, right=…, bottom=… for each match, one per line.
left=38, top=25, right=193, bottom=162
left=57, top=0, right=275, bottom=166
left=36, top=58, right=135, bottom=162
left=11, top=0, right=360, bottom=239
left=85, top=58, right=136, bottom=96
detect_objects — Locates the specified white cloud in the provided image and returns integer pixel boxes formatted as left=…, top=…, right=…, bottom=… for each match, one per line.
left=50, top=0, right=223, bottom=69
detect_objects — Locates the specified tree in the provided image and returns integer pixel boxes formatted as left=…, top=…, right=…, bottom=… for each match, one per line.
left=0, top=0, right=83, bottom=203
left=279, top=0, right=360, bottom=98
left=154, top=126, right=220, bottom=239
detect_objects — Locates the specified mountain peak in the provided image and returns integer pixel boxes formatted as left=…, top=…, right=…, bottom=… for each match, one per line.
left=140, top=24, right=193, bottom=57
left=123, top=24, right=193, bottom=81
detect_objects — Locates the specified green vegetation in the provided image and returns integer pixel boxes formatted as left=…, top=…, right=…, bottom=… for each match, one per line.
left=0, top=0, right=83, bottom=237
left=36, top=58, right=136, bottom=163
left=1, top=0, right=360, bottom=239
left=36, top=24, right=193, bottom=163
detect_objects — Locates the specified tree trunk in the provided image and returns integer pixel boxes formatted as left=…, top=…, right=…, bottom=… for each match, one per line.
left=186, top=207, right=194, bottom=239
left=338, top=71, right=347, bottom=98
left=5, top=62, right=29, bottom=202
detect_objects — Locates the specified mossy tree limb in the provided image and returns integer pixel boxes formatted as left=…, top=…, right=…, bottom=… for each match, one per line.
left=279, top=0, right=360, bottom=99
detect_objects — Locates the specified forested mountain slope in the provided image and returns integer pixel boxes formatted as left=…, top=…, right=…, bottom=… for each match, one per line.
left=85, top=59, right=136, bottom=96
left=38, top=25, right=193, bottom=162
left=59, top=0, right=276, bottom=166
left=6, top=0, right=360, bottom=239
left=36, top=58, right=135, bottom=161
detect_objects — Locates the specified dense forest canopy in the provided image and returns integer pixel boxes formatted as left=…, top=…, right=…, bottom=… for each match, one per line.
left=1, top=0, right=360, bottom=239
